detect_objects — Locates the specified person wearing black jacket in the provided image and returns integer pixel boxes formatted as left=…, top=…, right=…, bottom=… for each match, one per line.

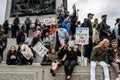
left=57, top=43, right=67, bottom=60
left=0, top=26, right=7, bottom=62
left=70, top=10, right=77, bottom=36
left=24, top=16, right=32, bottom=37
left=6, top=46, right=18, bottom=65
left=62, top=46, right=81, bottom=80
left=82, top=13, right=94, bottom=60
left=99, top=15, right=112, bottom=41
left=3, top=20, right=9, bottom=35
left=108, top=40, right=120, bottom=75
left=16, top=24, right=26, bottom=45
left=13, top=15, right=20, bottom=38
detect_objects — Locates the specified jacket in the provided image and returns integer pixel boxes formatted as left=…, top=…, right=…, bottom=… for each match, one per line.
left=57, top=28, right=69, bottom=42
left=20, top=44, right=33, bottom=60
left=16, top=30, right=25, bottom=44
left=82, top=18, right=93, bottom=37
left=62, top=22, right=70, bottom=33
left=107, top=48, right=120, bottom=63
left=91, top=47, right=108, bottom=63
left=92, top=28, right=100, bottom=43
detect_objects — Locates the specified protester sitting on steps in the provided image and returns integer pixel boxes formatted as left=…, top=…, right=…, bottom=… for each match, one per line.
left=62, top=46, right=81, bottom=80
left=6, top=46, right=18, bottom=65
left=90, top=39, right=110, bottom=80
left=17, top=42, right=33, bottom=65
left=46, top=48, right=61, bottom=77
left=108, top=39, right=120, bottom=78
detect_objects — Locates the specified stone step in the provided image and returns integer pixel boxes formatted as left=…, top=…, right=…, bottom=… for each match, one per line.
left=3, top=37, right=42, bottom=63
left=0, top=64, right=116, bottom=80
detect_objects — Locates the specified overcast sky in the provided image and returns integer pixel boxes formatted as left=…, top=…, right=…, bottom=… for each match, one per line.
left=67, top=0, right=120, bottom=29
left=0, top=0, right=7, bottom=24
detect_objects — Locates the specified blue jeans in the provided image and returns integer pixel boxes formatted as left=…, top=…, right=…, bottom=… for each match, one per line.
left=64, top=60, right=77, bottom=76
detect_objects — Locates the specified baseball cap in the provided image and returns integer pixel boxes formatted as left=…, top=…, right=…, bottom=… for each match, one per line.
left=101, top=15, right=107, bottom=18
left=87, top=13, right=94, bottom=17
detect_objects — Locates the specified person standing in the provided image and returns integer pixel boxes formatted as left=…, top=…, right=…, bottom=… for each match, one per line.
left=92, top=23, right=100, bottom=47
left=34, top=17, right=41, bottom=30
left=90, top=39, right=110, bottom=80
left=16, top=24, right=26, bottom=45
left=25, top=16, right=32, bottom=37
left=12, top=15, right=20, bottom=38
left=82, top=13, right=94, bottom=60
left=112, top=18, right=120, bottom=47
left=99, top=15, right=112, bottom=41
left=3, top=20, right=9, bottom=35
left=62, top=19, right=70, bottom=33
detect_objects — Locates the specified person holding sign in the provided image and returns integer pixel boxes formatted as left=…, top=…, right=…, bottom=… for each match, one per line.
left=62, top=46, right=81, bottom=80
left=90, top=39, right=110, bottom=80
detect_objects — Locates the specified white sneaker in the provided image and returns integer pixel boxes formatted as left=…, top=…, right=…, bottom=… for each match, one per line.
left=1, top=61, right=6, bottom=64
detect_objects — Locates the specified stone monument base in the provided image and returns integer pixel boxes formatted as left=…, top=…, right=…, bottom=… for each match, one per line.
left=0, top=63, right=116, bottom=80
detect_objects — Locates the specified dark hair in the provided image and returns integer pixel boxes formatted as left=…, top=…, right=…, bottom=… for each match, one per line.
left=21, top=24, right=26, bottom=31
left=77, top=21, right=81, bottom=25
left=7, top=46, right=17, bottom=55
left=87, top=13, right=94, bottom=17
left=48, top=48, right=55, bottom=54
left=111, top=39, right=118, bottom=43
left=115, top=18, right=120, bottom=25
left=101, top=15, right=107, bottom=18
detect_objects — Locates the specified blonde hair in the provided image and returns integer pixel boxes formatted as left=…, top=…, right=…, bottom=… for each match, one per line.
left=95, top=39, right=109, bottom=48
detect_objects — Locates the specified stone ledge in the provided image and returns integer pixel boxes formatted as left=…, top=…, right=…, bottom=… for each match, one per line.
left=0, top=63, right=116, bottom=80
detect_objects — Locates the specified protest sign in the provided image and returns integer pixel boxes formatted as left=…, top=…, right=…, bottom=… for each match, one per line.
left=44, top=17, right=56, bottom=25
left=32, top=42, right=49, bottom=57
left=68, top=40, right=75, bottom=47
left=75, top=27, right=89, bottom=45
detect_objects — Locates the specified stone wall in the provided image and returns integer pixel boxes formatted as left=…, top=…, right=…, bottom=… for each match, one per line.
left=0, top=63, right=116, bottom=80
left=5, top=0, right=63, bottom=24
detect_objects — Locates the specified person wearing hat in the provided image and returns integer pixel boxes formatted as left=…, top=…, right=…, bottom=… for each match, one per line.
left=99, top=14, right=112, bottom=41
left=82, top=13, right=94, bottom=60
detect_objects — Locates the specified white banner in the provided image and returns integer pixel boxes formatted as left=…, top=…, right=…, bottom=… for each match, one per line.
left=32, top=42, right=49, bottom=57
left=68, top=40, right=75, bottom=47
left=75, top=27, right=89, bottom=45
left=44, top=18, right=56, bottom=25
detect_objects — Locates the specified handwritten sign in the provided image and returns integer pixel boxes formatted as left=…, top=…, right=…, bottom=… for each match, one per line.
left=44, top=18, right=56, bottom=25
left=68, top=40, right=75, bottom=47
left=32, top=42, right=49, bottom=57
left=75, top=27, right=89, bottom=45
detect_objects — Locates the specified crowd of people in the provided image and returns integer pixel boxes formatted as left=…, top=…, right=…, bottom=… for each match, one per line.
left=0, top=6, right=120, bottom=80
